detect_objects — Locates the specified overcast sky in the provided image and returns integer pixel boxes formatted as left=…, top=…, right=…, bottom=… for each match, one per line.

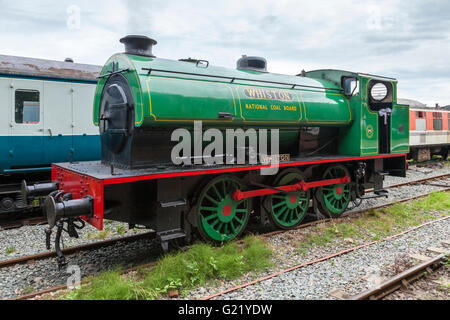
left=1, top=0, right=449, bottom=106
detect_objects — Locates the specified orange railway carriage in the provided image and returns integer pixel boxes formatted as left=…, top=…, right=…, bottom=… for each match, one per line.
left=409, top=107, right=449, bottom=161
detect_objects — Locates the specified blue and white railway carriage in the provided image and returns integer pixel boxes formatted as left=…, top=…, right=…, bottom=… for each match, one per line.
left=0, top=55, right=101, bottom=215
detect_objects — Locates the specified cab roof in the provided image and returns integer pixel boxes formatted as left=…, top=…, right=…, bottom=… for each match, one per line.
left=306, top=69, right=397, bottom=81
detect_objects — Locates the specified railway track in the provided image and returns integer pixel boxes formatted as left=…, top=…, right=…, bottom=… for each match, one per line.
left=349, top=245, right=449, bottom=300
left=363, top=172, right=449, bottom=193
left=0, top=231, right=156, bottom=270
left=0, top=216, right=46, bottom=231
left=202, top=215, right=450, bottom=300
left=8, top=186, right=450, bottom=301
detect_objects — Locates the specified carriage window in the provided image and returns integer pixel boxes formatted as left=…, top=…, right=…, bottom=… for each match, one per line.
left=15, top=90, right=40, bottom=124
left=433, top=112, right=442, bottom=131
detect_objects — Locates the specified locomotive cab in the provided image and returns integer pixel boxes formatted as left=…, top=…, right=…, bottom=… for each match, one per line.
left=367, top=80, right=394, bottom=154
left=307, top=70, right=409, bottom=159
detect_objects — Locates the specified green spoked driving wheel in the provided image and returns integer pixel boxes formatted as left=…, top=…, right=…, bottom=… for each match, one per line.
left=197, top=175, right=249, bottom=243
left=318, top=165, right=351, bottom=217
left=268, top=169, right=309, bottom=229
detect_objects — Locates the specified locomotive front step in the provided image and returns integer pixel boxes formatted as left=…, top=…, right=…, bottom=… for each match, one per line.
left=360, top=189, right=389, bottom=199
left=374, top=189, right=389, bottom=197
left=159, top=199, right=187, bottom=208
left=157, top=229, right=186, bottom=252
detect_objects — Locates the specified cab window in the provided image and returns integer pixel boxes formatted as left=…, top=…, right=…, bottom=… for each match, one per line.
left=15, top=90, right=40, bottom=124
left=342, top=77, right=359, bottom=96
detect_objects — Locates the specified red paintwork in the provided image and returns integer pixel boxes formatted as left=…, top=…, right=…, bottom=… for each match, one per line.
left=410, top=109, right=450, bottom=131
left=289, top=194, right=297, bottom=204
left=103, top=154, right=407, bottom=186
left=409, top=110, right=416, bottom=131
left=232, top=176, right=350, bottom=201
left=426, top=112, right=433, bottom=130
left=223, top=205, right=232, bottom=217
left=51, top=164, right=104, bottom=230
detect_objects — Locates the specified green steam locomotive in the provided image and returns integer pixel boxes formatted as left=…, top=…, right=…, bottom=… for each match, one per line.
left=24, top=35, right=409, bottom=267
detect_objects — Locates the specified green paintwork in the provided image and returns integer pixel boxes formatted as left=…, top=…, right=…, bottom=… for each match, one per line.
left=269, top=171, right=309, bottom=228
left=197, top=176, right=249, bottom=242
left=93, top=54, right=351, bottom=129
left=93, top=54, right=410, bottom=157
left=391, top=104, right=410, bottom=153
left=319, top=166, right=351, bottom=216
left=359, top=77, right=379, bottom=155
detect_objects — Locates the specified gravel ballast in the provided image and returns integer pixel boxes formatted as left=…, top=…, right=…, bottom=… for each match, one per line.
left=198, top=217, right=450, bottom=300
left=0, top=221, right=149, bottom=262
left=0, top=237, right=160, bottom=299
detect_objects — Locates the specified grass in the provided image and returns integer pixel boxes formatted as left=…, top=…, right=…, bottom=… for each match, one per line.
left=440, top=255, right=450, bottom=292
left=21, top=286, right=34, bottom=295
left=442, top=255, right=450, bottom=268
left=410, top=156, right=450, bottom=166
left=116, top=225, right=126, bottom=236
left=86, top=226, right=111, bottom=240
left=5, top=246, right=16, bottom=255
left=86, top=224, right=128, bottom=239
left=64, top=235, right=272, bottom=300
left=297, top=191, right=450, bottom=256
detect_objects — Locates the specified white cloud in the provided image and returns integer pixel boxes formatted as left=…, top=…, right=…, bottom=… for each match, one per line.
left=0, top=0, right=449, bottom=106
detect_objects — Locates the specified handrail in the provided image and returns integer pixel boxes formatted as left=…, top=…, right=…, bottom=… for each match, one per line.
left=142, top=67, right=344, bottom=92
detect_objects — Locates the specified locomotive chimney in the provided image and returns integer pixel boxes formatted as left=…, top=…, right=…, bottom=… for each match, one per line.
left=120, top=35, right=157, bottom=57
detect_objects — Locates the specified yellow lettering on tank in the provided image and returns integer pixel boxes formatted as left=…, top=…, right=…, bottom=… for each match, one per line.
left=245, top=103, right=268, bottom=110
left=244, top=88, right=293, bottom=101
left=283, top=105, right=297, bottom=111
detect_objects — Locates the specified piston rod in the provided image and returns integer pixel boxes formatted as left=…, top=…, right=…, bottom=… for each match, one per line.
left=232, top=176, right=350, bottom=201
